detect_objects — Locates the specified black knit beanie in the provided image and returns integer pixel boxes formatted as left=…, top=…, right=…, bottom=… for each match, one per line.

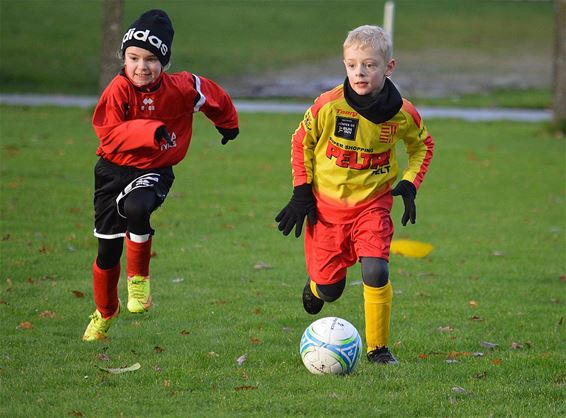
left=121, top=9, right=174, bottom=66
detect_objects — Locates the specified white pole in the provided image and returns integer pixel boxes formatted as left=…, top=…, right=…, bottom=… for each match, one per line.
left=383, top=1, right=395, bottom=44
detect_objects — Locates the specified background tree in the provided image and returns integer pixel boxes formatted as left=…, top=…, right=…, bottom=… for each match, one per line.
left=553, top=0, right=566, bottom=134
left=99, top=0, right=124, bottom=94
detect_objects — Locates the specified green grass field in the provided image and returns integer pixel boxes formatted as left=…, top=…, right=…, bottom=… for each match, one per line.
left=0, top=106, right=564, bottom=417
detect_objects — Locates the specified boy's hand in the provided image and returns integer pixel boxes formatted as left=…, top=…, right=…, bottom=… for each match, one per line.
left=391, top=180, right=417, bottom=226
left=155, top=126, right=174, bottom=147
left=275, top=183, right=317, bottom=238
left=216, top=126, right=239, bottom=145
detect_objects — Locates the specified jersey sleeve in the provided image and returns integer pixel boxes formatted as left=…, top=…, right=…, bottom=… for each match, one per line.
left=400, top=100, right=435, bottom=190
left=192, top=75, right=239, bottom=130
left=92, top=79, right=163, bottom=154
left=291, top=106, right=319, bottom=187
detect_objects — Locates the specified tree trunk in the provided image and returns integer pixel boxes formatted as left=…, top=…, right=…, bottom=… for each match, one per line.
left=99, top=0, right=124, bottom=94
left=553, top=0, right=566, bottom=133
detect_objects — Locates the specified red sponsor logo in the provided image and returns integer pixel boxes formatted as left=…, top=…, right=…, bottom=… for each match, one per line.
left=326, top=142, right=391, bottom=171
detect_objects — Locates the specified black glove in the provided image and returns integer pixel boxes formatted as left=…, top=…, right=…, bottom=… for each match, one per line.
left=216, top=126, right=239, bottom=145
left=275, top=183, right=317, bottom=238
left=155, top=125, right=174, bottom=147
left=391, top=180, right=417, bottom=226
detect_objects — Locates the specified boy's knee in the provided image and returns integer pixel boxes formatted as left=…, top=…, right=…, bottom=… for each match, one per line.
left=123, top=195, right=151, bottom=221
left=361, top=257, right=389, bottom=288
left=316, top=279, right=346, bottom=302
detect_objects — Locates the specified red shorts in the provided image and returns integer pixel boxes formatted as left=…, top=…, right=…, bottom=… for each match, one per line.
left=304, top=193, right=393, bottom=285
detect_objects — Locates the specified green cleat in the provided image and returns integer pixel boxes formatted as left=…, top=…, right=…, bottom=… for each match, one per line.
left=127, top=275, right=153, bottom=313
left=82, top=304, right=120, bottom=342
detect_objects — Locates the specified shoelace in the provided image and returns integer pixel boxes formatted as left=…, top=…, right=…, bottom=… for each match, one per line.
left=130, top=280, right=148, bottom=300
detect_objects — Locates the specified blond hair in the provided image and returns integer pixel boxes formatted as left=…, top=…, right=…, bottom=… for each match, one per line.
left=343, top=25, right=392, bottom=61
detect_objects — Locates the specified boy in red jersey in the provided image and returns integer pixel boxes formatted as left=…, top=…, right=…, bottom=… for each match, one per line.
left=83, top=9, right=239, bottom=341
left=276, top=25, right=434, bottom=364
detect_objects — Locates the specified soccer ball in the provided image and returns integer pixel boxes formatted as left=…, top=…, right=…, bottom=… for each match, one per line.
left=300, top=316, right=362, bottom=375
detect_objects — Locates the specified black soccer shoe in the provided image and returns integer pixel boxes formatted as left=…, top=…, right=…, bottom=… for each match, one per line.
left=302, top=279, right=324, bottom=315
left=367, top=347, right=399, bottom=365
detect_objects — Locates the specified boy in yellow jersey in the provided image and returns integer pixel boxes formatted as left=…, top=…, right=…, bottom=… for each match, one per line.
left=275, top=25, right=434, bottom=364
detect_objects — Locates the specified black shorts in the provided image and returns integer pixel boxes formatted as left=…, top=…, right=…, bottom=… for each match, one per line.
left=93, top=158, right=175, bottom=239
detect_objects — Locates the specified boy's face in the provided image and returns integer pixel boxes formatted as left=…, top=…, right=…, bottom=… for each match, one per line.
left=124, top=46, right=163, bottom=87
left=343, top=44, right=395, bottom=96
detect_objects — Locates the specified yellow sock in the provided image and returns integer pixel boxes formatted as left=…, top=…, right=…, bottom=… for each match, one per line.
left=363, top=282, right=392, bottom=352
left=309, top=279, right=321, bottom=299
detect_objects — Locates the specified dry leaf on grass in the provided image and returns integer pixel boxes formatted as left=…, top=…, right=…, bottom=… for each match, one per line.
left=236, top=353, right=247, bottom=366
left=390, top=239, right=433, bottom=258
left=480, top=341, right=498, bottom=349
left=98, top=362, right=141, bottom=374
left=18, top=321, right=33, bottom=329
left=39, top=310, right=56, bottom=318
left=72, top=290, right=85, bottom=298
left=254, top=261, right=272, bottom=270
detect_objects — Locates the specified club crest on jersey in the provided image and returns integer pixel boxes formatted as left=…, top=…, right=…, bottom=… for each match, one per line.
left=335, top=116, right=358, bottom=140
left=122, top=28, right=169, bottom=57
left=379, top=122, right=399, bottom=143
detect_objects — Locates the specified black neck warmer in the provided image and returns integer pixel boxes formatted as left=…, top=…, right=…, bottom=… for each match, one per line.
left=343, top=77, right=403, bottom=124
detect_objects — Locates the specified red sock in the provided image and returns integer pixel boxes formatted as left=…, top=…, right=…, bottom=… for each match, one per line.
left=125, top=235, right=152, bottom=277
left=92, top=260, right=120, bottom=318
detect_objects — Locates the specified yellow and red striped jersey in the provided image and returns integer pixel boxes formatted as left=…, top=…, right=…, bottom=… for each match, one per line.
left=291, top=84, right=434, bottom=223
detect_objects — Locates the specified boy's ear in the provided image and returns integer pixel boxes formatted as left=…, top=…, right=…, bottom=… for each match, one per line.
left=385, top=59, right=396, bottom=77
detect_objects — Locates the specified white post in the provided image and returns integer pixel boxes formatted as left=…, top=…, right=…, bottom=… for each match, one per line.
left=383, top=1, right=395, bottom=44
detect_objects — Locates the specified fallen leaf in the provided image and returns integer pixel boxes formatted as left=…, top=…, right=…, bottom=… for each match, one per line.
left=437, top=326, right=454, bottom=333
left=207, top=352, right=219, bottom=358
left=6, top=278, right=13, bottom=290
left=511, top=342, right=529, bottom=350
left=234, top=385, right=258, bottom=391
left=39, top=311, right=56, bottom=318
left=560, top=275, right=566, bottom=283
left=69, top=410, right=84, bottom=417
left=72, top=290, right=85, bottom=298
left=480, top=341, right=498, bottom=349
left=254, top=261, right=272, bottom=270
left=249, top=337, right=262, bottom=345
left=393, top=340, right=402, bottom=348
left=180, top=329, right=190, bottom=335
left=19, top=321, right=33, bottom=329
left=236, top=353, right=247, bottom=366
left=418, top=353, right=428, bottom=359
left=98, top=362, right=141, bottom=374
left=491, top=358, right=502, bottom=365
left=96, top=353, right=111, bottom=362
left=163, top=379, right=171, bottom=388
left=254, top=308, right=261, bottom=315
left=452, top=386, right=467, bottom=394
left=468, top=300, right=478, bottom=308
left=390, top=239, right=433, bottom=258
left=469, top=315, right=484, bottom=321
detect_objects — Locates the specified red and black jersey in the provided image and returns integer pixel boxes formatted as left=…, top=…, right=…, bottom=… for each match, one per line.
left=92, top=70, right=238, bottom=169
